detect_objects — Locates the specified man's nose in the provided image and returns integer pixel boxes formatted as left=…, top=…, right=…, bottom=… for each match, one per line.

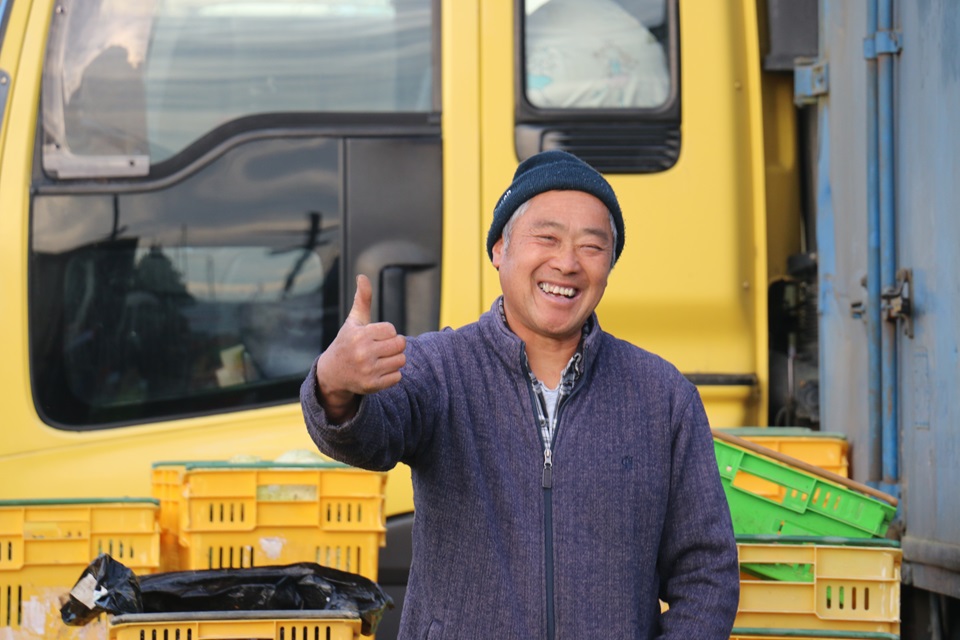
left=550, top=242, right=580, bottom=272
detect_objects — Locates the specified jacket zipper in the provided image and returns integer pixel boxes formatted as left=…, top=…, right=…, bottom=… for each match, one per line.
left=526, top=375, right=575, bottom=640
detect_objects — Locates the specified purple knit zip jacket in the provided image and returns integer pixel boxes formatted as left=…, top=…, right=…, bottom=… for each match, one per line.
left=301, top=301, right=739, bottom=639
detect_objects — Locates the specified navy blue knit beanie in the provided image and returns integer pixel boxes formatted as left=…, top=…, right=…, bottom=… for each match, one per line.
left=487, top=150, right=624, bottom=263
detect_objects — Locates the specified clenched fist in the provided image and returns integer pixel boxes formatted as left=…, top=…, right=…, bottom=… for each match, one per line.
left=315, top=274, right=407, bottom=423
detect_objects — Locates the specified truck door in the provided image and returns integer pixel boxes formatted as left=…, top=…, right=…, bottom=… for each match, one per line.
left=0, top=0, right=436, bottom=603
left=1, top=2, right=438, bottom=637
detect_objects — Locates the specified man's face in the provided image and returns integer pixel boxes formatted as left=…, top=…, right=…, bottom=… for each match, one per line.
left=491, top=190, right=614, bottom=346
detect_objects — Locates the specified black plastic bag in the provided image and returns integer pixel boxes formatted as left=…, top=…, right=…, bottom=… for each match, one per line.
left=62, top=556, right=393, bottom=636
left=140, top=563, right=393, bottom=635
left=60, top=553, right=143, bottom=626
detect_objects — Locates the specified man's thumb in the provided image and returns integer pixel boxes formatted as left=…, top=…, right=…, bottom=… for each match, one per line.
left=348, top=274, right=373, bottom=325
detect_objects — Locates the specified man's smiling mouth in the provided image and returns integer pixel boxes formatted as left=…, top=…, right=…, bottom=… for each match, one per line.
left=539, top=282, right=576, bottom=298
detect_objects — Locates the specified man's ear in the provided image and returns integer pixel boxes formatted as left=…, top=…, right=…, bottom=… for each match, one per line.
left=491, top=237, right=505, bottom=270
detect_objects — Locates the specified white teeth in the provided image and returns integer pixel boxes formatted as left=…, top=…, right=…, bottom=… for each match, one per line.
left=539, top=282, right=576, bottom=298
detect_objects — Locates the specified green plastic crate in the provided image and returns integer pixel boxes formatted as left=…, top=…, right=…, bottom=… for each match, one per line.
left=715, top=440, right=897, bottom=538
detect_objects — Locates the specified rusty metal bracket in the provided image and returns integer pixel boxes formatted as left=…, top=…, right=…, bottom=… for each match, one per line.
left=881, top=268, right=913, bottom=338
left=850, top=300, right=865, bottom=320
left=794, top=57, right=829, bottom=105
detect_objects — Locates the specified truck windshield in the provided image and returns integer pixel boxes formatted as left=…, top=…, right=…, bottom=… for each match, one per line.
left=41, top=0, right=433, bottom=178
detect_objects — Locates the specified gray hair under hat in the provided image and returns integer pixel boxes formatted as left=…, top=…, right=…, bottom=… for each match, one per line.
left=487, top=150, right=625, bottom=263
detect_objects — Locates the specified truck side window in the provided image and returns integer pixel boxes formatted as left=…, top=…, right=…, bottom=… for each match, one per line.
left=515, top=0, right=680, bottom=172
left=524, top=0, right=671, bottom=110
left=30, top=140, right=344, bottom=428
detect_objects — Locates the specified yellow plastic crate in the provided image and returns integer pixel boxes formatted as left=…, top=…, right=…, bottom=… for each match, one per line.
left=731, top=630, right=899, bottom=640
left=735, top=539, right=902, bottom=634
left=719, top=428, right=849, bottom=501
left=152, top=461, right=387, bottom=580
left=0, top=498, right=160, bottom=638
left=109, top=611, right=362, bottom=640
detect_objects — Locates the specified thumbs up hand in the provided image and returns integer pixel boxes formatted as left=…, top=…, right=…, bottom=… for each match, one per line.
left=315, top=274, right=407, bottom=422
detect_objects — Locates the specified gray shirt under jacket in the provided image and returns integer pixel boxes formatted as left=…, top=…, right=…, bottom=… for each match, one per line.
left=301, top=299, right=739, bottom=640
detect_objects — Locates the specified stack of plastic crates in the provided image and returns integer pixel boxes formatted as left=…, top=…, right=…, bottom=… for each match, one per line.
left=0, top=498, right=160, bottom=639
left=714, top=428, right=902, bottom=639
left=151, top=459, right=387, bottom=581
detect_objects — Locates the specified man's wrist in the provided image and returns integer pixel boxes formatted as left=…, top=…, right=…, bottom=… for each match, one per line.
left=316, top=377, right=360, bottom=424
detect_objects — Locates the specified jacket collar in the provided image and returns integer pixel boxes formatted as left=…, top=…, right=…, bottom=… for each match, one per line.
left=480, top=296, right=602, bottom=380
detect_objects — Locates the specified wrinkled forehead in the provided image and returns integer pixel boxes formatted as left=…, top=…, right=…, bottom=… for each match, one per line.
left=520, top=192, right=615, bottom=239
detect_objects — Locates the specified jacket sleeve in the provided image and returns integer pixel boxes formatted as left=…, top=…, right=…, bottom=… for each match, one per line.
left=656, top=387, right=740, bottom=639
left=299, top=339, right=439, bottom=472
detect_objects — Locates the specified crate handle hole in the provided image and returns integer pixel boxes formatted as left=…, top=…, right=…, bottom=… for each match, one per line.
left=865, top=587, right=870, bottom=610
left=732, top=471, right=783, bottom=502
left=826, top=585, right=832, bottom=608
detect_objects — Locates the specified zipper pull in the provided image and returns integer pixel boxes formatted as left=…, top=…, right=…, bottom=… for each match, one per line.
left=542, top=448, right=553, bottom=489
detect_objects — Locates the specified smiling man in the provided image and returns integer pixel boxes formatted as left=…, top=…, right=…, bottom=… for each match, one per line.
left=301, top=150, right=739, bottom=639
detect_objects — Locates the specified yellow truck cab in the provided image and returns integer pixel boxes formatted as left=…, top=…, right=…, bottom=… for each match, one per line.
left=1, top=0, right=800, bottom=637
